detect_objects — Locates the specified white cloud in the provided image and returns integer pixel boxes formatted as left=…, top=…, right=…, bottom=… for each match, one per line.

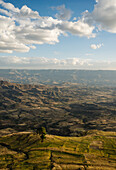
left=58, top=20, right=95, bottom=38
left=18, top=5, right=40, bottom=19
left=0, top=56, right=116, bottom=70
left=0, top=1, right=96, bottom=53
left=0, top=8, right=12, bottom=16
left=0, top=0, right=115, bottom=54
left=0, top=56, right=30, bottom=64
left=0, top=2, right=62, bottom=53
left=90, top=43, right=103, bottom=49
left=0, top=0, right=19, bottom=13
left=52, top=4, right=72, bottom=21
left=83, top=0, right=116, bottom=33
left=0, top=56, right=90, bottom=66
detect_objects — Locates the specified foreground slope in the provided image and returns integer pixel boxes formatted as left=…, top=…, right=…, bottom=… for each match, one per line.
left=0, top=130, right=116, bottom=169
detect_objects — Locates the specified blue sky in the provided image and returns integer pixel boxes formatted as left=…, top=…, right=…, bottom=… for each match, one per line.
left=0, top=0, right=116, bottom=69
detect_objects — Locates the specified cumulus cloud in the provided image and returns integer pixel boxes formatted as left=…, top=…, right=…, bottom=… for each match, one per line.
left=19, top=5, right=40, bottom=19
left=0, top=1, right=96, bottom=53
left=58, top=20, right=95, bottom=38
left=0, top=56, right=91, bottom=67
left=0, top=0, right=19, bottom=13
left=52, top=4, right=72, bottom=21
left=83, top=0, right=116, bottom=33
left=0, top=56, right=116, bottom=70
left=90, top=43, right=103, bottom=49
left=0, top=1, right=61, bottom=53
left=0, top=0, right=115, bottom=54
left=0, top=56, right=30, bottom=64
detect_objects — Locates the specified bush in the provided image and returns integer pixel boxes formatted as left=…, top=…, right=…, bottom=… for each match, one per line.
left=36, top=127, right=46, bottom=142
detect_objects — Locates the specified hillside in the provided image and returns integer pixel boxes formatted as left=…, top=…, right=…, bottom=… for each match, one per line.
left=0, top=130, right=116, bottom=169
left=0, top=80, right=116, bottom=136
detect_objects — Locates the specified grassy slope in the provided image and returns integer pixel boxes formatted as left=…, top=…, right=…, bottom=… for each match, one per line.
left=0, top=131, right=116, bottom=170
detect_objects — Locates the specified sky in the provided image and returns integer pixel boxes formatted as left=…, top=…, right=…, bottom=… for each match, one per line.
left=0, top=0, right=116, bottom=70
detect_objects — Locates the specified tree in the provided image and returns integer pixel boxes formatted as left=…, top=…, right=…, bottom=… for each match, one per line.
left=36, top=127, right=46, bottom=142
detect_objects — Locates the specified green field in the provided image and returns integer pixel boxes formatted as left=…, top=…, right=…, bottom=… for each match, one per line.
left=0, top=130, right=116, bottom=169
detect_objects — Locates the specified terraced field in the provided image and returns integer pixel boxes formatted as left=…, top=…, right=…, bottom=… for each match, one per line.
left=0, top=130, right=116, bottom=169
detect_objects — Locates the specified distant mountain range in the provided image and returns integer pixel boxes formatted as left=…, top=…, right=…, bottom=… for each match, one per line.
left=0, top=69, right=116, bottom=86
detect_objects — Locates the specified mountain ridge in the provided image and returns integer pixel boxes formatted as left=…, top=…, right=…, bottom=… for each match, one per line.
left=0, top=69, right=116, bottom=86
